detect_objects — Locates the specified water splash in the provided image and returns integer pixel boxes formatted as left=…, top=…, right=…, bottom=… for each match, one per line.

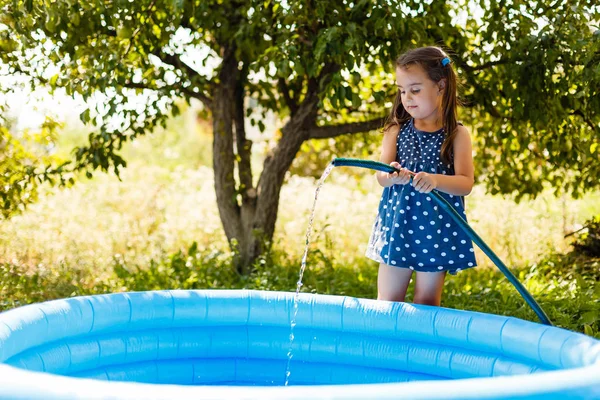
left=284, top=161, right=335, bottom=386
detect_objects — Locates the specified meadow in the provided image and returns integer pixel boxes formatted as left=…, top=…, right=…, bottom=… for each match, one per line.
left=1, top=109, right=598, bottom=338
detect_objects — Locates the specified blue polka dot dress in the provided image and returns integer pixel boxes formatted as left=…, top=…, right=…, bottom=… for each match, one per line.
left=365, top=119, right=477, bottom=274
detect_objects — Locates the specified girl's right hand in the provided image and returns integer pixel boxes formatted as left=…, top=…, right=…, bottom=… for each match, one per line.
left=387, top=162, right=411, bottom=185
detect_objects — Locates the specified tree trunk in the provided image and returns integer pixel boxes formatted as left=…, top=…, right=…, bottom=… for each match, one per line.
left=232, top=94, right=317, bottom=274
left=211, top=60, right=320, bottom=274
left=211, top=46, right=285, bottom=275
left=211, top=59, right=374, bottom=275
left=250, top=91, right=320, bottom=259
left=234, top=66, right=260, bottom=273
left=212, top=47, right=244, bottom=270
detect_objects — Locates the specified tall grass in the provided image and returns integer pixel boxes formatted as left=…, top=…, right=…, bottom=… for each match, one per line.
left=2, top=161, right=597, bottom=274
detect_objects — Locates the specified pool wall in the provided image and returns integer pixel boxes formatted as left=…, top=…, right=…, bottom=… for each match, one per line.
left=0, top=290, right=599, bottom=399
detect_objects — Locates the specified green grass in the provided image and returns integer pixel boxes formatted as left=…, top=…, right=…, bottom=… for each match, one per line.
left=0, top=106, right=599, bottom=338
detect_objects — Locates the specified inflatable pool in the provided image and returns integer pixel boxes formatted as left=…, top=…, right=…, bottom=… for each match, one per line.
left=0, top=290, right=599, bottom=399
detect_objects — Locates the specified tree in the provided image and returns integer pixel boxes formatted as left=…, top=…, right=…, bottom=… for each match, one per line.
left=461, top=2, right=600, bottom=199
left=1, top=0, right=598, bottom=273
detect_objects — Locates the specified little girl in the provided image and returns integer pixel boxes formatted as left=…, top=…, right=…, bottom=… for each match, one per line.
left=366, top=46, right=477, bottom=306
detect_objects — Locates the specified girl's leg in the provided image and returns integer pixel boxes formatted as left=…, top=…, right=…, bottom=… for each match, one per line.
left=377, top=263, right=413, bottom=302
left=413, top=271, right=446, bottom=306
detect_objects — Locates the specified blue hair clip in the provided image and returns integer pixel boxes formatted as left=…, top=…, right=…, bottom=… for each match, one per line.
left=441, top=57, right=451, bottom=66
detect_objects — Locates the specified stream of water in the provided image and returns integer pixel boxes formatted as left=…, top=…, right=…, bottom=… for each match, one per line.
left=284, top=162, right=335, bottom=386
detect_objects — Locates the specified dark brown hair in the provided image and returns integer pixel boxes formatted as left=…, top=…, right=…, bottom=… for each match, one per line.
left=385, top=46, right=460, bottom=164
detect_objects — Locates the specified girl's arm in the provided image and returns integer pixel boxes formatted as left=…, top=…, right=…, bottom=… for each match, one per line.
left=376, top=125, right=411, bottom=187
left=434, top=125, right=475, bottom=196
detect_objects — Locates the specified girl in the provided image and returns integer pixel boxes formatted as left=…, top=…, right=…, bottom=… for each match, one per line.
left=365, top=46, right=477, bottom=306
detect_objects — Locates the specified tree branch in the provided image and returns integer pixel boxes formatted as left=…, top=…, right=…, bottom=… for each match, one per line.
left=157, top=52, right=197, bottom=79
left=282, top=62, right=342, bottom=136
left=307, top=117, right=386, bottom=139
left=121, top=0, right=157, bottom=58
left=572, top=110, right=598, bottom=132
left=122, top=81, right=212, bottom=107
left=155, top=51, right=214, bottom=109
left=317, top=62, right=342, bottom=89
left=187, top=89, right=213, bottom=109
left=235, top=73, right=254, bottom=198
left=264, top=0, right=299, bottom=115
left=278, top=78, right=298, bottom=114
left=212, top=45, right=243, bottom=244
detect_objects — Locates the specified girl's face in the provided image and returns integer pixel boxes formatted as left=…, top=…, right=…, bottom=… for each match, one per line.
left=396, top=64, right=444, bottom=121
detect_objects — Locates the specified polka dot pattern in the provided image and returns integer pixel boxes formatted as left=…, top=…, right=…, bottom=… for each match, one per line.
left=365, top=118, right=477, bottom=275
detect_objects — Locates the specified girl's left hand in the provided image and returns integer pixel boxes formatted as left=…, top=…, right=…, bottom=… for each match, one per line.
left=412, top=172, right=438, bottom=193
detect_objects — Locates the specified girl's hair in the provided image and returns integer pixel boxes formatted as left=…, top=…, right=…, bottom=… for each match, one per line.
left=385, top=46, right=460, bottom=164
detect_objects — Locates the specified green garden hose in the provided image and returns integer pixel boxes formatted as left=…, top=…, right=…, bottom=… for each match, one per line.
left=332, top=157, right=552, bottom=326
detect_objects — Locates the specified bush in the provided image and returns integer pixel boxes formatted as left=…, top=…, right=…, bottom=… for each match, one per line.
left=443, top=252, right=599, bottom=338
left=571, top=215, right=600, bottom=257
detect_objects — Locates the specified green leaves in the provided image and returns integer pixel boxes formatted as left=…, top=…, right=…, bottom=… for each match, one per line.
left=462, top=0, right=600, bottom=199
left=0, top=117, right=73, bottom=220
left=1, top=0, right=599, bottom=205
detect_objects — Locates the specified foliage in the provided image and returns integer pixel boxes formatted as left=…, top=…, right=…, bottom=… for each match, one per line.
left=1, top=243, right=598, bottom=338
left=0, top=116, right=72, bottom=219
left=444, top=252, right=600, bottom=338
left=464, top=2, right=600, bottom=199
left=571, top=215, right=600, bottom=257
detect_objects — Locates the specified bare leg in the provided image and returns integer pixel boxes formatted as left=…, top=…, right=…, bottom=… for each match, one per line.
left=413, top=271, right=446, bottom=306
left=377, top=263, right=413, bottom=302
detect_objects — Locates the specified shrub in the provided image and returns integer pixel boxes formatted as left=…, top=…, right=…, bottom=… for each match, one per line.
left=571, top=215, right=600, bottom=257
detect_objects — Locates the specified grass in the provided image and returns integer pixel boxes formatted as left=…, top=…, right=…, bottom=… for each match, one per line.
left=1, top=242, right=598, bottom=338
left=0, top=106, right=598, bottom=338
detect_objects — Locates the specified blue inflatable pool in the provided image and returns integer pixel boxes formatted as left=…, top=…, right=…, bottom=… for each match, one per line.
left=0, top=290, right=599, bottom=399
